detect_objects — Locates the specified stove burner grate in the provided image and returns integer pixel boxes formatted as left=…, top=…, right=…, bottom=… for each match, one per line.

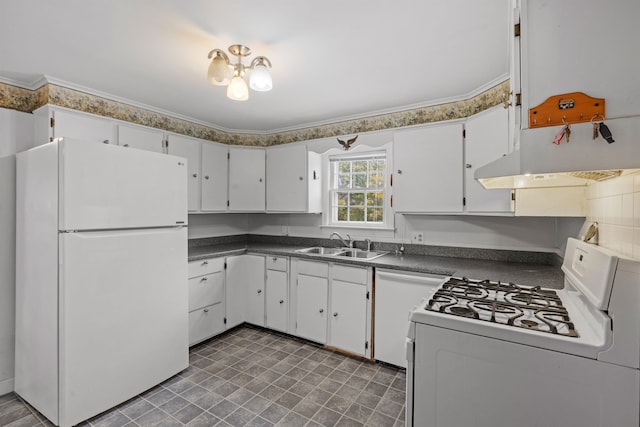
left=426, top=277, right=579, bottom=338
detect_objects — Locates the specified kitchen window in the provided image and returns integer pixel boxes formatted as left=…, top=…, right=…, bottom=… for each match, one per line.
left=328, top=151, right=390, bottom=228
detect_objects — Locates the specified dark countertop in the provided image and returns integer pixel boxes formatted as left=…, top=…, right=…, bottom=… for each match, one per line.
left=188, top=243, right=565, bottom=289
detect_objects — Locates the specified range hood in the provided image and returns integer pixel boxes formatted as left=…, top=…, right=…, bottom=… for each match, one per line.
left=476, top=116, right=640, bottom=189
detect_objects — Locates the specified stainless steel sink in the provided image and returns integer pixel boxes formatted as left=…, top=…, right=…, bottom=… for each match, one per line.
left=295, top=246, right=388, bottom=260
left=295, top=246, right=346, bottom=255
left=333, top=248, right=388, bottom=260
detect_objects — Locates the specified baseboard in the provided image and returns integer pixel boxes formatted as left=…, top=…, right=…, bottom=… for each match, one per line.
left=0, top=377, right=14, bottom=396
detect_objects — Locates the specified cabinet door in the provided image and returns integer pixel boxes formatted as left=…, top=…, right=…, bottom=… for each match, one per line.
left=266, top=144, right=307, bottom=212
left=52, top=109, right=115, bottom=145
left=189, top=303, right=225, bottom=346
left=329, top=280, right=367, bottom=356
left=226, top=255, right=265, bottom=328
left=296, top=274, right=328, bottom=343
left=266, top=270, right=288, bottom=332
left=168, top=135, right=201, bottom=212
left=464, top=107, right=512, bottom=212
left=118, top=125, right=164, bottom=153
left=228, top=148, right=265, bottom=211
left=393, top=123, right=464, bottom=212
left=201, top=142, right=228, bottom=212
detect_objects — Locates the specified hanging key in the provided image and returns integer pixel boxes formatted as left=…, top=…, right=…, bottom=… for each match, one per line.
left=553, top=125, right=567, bottom=145
left=592, top=122, right=599, bottom=140
left=599, top=122, right=615, bottom=143
left=564, top=124, right=571, bottom=143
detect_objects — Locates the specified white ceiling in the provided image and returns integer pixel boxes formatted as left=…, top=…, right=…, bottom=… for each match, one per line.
left=0, top=1, right=509, bottom=133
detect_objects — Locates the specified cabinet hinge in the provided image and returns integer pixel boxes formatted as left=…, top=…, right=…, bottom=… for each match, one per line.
left=223, top=317, right=227, bottom=324
left=224, top=261, right=227, bottom=270
left=50, top=117, right=55, bottom=128
left=366, top=291, right=370, bottom=300
left=511, top=191, right=516, bottom=201
left=365, top=341, right=369, bottom=350
left=162, top=139, right=168, bottom=149
left=390, top=173, right=393, bottom=187
left=462, top=128, right=466, bottom=139
left=227, top=152, right=230, bottom=160
left=514, top=23, right=521, bottom=37
left=463, top=197, right=466, bottom=206
left=227, top=200, right=230, bottom=207
left=390, top=195, right=393, bottom=208
left=515, top=93, right=522, bottom=106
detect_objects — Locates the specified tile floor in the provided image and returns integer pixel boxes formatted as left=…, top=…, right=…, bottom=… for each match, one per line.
left=1, top=325, right=406, bottom=427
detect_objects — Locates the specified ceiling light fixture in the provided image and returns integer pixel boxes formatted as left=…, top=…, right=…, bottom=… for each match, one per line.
left=207, top=44, right=272, bottom=101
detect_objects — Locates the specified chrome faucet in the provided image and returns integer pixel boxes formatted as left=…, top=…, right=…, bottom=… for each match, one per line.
left=365, top=238, right=372, bottom=251
left=330, top=232, right=353, bottom=248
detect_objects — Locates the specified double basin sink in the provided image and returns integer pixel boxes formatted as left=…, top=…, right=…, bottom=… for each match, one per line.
left=295, top=246, right=388, bottom=260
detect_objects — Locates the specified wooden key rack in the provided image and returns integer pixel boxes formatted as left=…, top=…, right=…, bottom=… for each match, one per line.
left=528, top=92, right=605, bottom=128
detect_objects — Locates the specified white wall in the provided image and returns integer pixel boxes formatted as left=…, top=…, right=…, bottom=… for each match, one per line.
left=187, top=213, right=249, bottom=238
left=586, top=171, right=640, bottom=259
left=0, top=108, right=35, bottom=395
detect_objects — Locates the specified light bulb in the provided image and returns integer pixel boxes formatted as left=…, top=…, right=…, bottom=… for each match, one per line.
left=227, top=76, right=249, bottom=101
left=207, top=55, right=231, bottom=86
left=249, top=63, right=273, bottom=91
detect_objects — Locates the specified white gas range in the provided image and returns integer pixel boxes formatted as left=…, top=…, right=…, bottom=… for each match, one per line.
left=406, top=238, right=640, bottom=427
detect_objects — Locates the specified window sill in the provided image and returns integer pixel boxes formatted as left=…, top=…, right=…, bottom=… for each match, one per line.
left=320, top=224, right=395, bottom=232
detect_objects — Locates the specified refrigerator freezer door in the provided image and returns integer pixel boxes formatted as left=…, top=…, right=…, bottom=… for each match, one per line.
left=59, top=138, right=187, bottom=231
left=58, top=227, right=188, bottom=426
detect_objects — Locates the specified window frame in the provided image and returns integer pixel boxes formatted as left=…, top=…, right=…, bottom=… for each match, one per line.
left=324, top=146, right=393, bottom=230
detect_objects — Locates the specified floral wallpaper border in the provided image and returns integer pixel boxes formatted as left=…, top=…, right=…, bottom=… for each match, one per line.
left=0, top=80, right=509, bottom=147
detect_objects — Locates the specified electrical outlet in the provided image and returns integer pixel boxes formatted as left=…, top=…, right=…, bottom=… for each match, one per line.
left=411, top=232, right=424, bottom=244
left=281, top=226, right=289, bottom=236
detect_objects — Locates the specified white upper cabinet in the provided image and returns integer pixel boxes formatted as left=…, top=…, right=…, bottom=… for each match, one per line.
left=117, top=125, right=164, bottom=153
left=464, top=107, right=513, bottom=213
left=266, top=144, right=321, bottom=213
left=228, top=147, right=265, bottom=212
left=35, top=107, right=115, bottom=145
left=167, top=134, right=201, bottom=212
left=520, top=0, right=640, bottom=125
left=393, top=122, right=464, bottom=213
left=201, top=142, right=228, bottom=212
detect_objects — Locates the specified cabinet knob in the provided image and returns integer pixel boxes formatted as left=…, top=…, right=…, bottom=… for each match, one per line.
left=202, top=260, right=208, bottom=265
left=319, top=308, right=324, bottom=314
left=204, top=175, right=210, bottom=180
left=333, top=312, right=338, bottom=317
left=299, top=176, right=303, bottom=181
left=203, top=308, right=209, bottom=313
left=200, top=277, right=208, bottom=282
left=193, top=173, right=198, bottom=178
left=103, top=140, right=110, bottom=144
left=397, top=169, right=402, bottom=174
left=465, top=163, right=472, bottom=169
left=259, top=178, right=263, bottom=182
left=279, top=299, right=284, bottom=304
left=123, top=144, right=129, bottom=147
left=257, top=289, right=262, bottom=294
left=272, top=257, right=278, bottom=262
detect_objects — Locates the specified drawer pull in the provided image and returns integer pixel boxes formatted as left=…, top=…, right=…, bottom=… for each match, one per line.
left=200, top=277, right=208, bottom=282
left=319, top=308, right=324, bottom=314
left=279, top=299, right=284, bottom=304
left=202, top=260, right=209, bottom=265
left=203, top=308, right=209, bottom=313
left=333, top=312, right=338, bottom=317
left=257, top=289, right=262, bottom=294
left=272, top=257, right=278, bottom=262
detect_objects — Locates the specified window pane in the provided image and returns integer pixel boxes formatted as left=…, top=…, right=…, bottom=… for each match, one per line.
left=350, top=193, right=365, bottom=206
left=350, top=207, right=365, bottom=221
left=369, top=173, right=384, bottom=188
left=353, top=173, right=367, bottom=188
left=337, top=192, right=348, bottom=206
left=367, top=208, right=383, bottom=222
left=337, top=207, right=348, bottom=221
left=352, top=160, right=367, bottom=172
left=338, top=162, right=350, bottom=173
left=366, top=191, right=383, bottom=206
left=337, top=174, right=350, bottom=188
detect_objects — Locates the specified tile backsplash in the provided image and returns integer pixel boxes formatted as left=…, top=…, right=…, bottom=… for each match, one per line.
left=586, top=171, right=640, bottom=260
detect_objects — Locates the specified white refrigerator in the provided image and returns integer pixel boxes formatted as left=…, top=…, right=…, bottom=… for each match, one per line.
left=15, top=138, right=189, bottom=427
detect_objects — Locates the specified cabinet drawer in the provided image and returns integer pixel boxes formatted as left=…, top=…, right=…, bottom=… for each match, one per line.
left=332, top=264, right=368, bottom=284
left=188, top=257, right=224, bottom=278
left=296, top=260, right=329, bottom=277
left=266, top=255, right=288, bottom=272
left=189, top=303, right=225, bottom=346
left=188, top=271, right=224, bottom=311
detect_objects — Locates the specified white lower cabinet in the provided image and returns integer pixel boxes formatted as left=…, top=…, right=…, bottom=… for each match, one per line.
left=374, top=268, right=447, bottom=367
left=226, top=254, right=266, bottom=328
left=265, top=256, right=289, bottom=333
left=187, top=257, right=226, bottom=346
left=293, top=260, right=329, bottom=344
left=328, top=264, right=372, bottom=357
